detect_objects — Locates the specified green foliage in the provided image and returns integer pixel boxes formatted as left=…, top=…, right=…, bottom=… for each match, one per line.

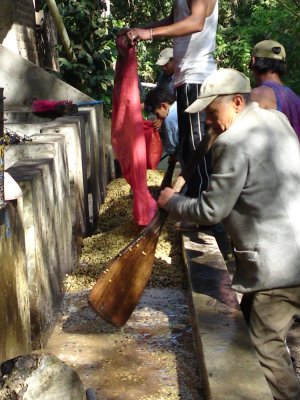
left=49, top=0, right=125, bottom=114
left=111, top=0, right=173, bottom=24
left=52, top=0, right=300, bottom=117
left=110, top=0, right=173, bottom=83
left=216, top=0, right=253, bottom=73
left=216, top=0, right=300, bottom=91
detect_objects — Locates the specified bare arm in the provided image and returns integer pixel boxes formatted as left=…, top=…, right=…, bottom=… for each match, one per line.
left=126, top=0, right=210, bottom=44
left=152, top=0, right=208, bottom=37
left=117, top=10, right=173, bottom=38
left=142, top=13, right=174, bottom=29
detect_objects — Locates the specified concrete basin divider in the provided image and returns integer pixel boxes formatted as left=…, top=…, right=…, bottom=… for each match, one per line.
left=40, top=121, right=90, bottom=240
left=92, top=104, right=109, bottom=202
left=4, top=104, right=107, bottom=234
left=1, top=104, right=108, bottom=354
left=181, top=230, right=273, bottom=399
left=6, top=135, right=73, bottom=347
left=77, top=106, right=107, bottom=228
left=7, top=161, right=64, bottom=347
left=5, top=134, right=75, bottom=339
left=0, top=201, right=31, bottom=363
left=53, top=105, right=108, bottom=230
left=50, top=114, right=95, bottom=231
left=22, top=134, right=73, bottom=276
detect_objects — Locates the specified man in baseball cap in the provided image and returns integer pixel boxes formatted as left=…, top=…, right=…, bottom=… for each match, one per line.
left=159, top=67, right=300, bottom=400
left=250, top=39, right=300, bottom=140
left=185, top=68, right=251, bottom=114
left=252, top=39, right=286, bottom=61
left=156, top=47, right=174, bottom=66
left=155, top=48, right=175, bottom=96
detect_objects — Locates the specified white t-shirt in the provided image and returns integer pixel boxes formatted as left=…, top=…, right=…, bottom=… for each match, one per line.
left=173, top=0, right=218, bottom=87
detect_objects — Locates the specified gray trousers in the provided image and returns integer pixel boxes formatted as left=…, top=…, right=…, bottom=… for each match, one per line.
left=249, top=287, right=300, bottom=400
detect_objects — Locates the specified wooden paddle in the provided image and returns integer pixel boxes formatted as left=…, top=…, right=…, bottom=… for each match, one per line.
left=88, top=159, right=175, bottom=327
left=88, top=132, right=216, bottom=327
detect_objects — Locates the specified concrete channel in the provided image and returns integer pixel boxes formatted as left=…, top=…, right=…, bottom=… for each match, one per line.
left=0, top=43, right=299, bottom=396
left=2, top=141, right=300, bottom=399
left=38, top=167, right=299, bottom=400
left=43, top=288, right=203, bottom=400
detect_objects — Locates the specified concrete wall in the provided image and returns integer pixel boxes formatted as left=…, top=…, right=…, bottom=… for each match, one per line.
left=42, top=117, right=90, bottom=236
left=0, top=29, right=113, bottom=362
left=0, top=0, right=59, bottom=70
left=0, top=202, right=31, bottom=363
left=1, top=103, right=112, bottom=351
left=6, top=135, right=74, bottom=347
left=0, top=0, right=39, bottom=65
left=0, top=45, right=92, bottom=108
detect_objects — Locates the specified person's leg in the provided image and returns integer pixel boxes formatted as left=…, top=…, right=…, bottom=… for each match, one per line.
left=176, top=83, right=211, bottom=198
left=249, top=287, right=300, bottom=400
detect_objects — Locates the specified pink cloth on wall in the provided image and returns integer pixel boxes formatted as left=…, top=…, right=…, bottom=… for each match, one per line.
left=111, top=38, right=159, bottom=226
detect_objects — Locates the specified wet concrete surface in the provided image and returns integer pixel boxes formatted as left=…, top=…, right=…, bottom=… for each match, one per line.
left=42, top=288, right=203, bottom=400
left=40, top=227, right=300, bottom=400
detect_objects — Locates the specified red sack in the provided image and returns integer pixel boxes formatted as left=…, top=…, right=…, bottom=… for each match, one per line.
left=111, top=38, right=159, bottom=226
left=144, top=120, right=163, bottom=170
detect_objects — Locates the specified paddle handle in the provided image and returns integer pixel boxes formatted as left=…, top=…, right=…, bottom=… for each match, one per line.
left=159, top=159, right=176, bottom=191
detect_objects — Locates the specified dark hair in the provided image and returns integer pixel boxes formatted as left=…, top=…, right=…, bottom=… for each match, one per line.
left=218, top=93, right=251, bottom=105
left=144, top=87, right=176, bottom=112
left=242, top=93, right=251, bottom=104
left=249, top=57, right=286, bottom=77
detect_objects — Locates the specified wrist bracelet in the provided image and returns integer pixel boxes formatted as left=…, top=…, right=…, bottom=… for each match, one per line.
left=149, top=28, right=153, bottom=42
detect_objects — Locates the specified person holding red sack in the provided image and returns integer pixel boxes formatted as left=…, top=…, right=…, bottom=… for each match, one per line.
left=121, top=0, right=218, bottom=230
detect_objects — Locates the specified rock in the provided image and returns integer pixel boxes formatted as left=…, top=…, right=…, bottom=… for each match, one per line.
left=0, top=354, right=86, bottom=400
left=86, top=388, right=97, bottom=400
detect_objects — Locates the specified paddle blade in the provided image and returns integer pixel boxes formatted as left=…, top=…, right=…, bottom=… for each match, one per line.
left=89, top=160, right=175, bottom=327
left=88, top=223, right=161, bottom=327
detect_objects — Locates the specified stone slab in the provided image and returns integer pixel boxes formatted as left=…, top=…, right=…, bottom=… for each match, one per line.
left=0, top=201, right=31, bottom=363
left=7, top=159, right=71, bottom=346
left=5, top=121, right=90, bottom=239
left=92, top=104, right=108, bottom=203
left=77, top=107, right=103, bottom=228
left=8, top=135, right=72, bottom=237
left=0, top=354, right=86, bottom=399
left=40, top=121, right=89, bottom=238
